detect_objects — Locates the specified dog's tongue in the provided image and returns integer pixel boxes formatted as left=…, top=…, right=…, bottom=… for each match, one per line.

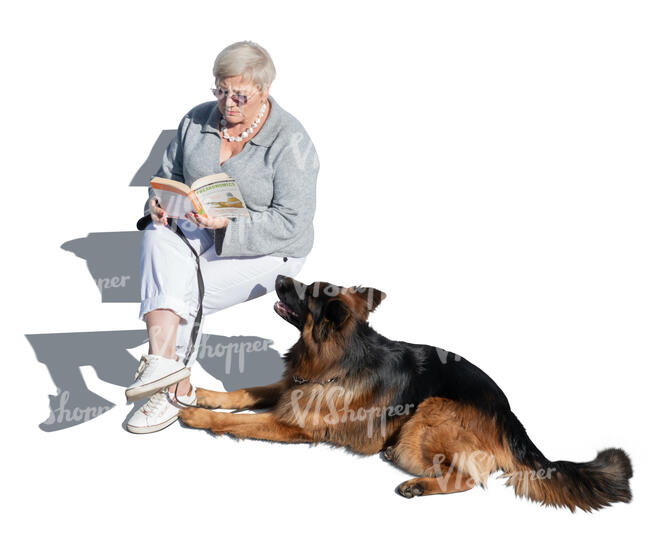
left=275, top=301, right=295, bottom=317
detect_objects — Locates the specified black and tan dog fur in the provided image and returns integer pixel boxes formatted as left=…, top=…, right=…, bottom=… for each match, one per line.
left=179, top=275, right=632, bottom=511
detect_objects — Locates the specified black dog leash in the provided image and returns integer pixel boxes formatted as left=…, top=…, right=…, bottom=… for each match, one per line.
left=167, top=217, right=205, bottom=410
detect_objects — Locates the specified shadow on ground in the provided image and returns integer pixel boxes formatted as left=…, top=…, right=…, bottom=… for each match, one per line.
left=30, top=128, right=286, bottom=432
left=27, top=330, right=284, bottom=432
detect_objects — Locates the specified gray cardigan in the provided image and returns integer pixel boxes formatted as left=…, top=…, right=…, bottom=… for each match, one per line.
left=139, top=95, right=320, bottom=258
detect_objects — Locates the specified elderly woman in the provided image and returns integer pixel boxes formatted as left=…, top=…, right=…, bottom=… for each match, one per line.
left=125, top=41, right=319, bottom=433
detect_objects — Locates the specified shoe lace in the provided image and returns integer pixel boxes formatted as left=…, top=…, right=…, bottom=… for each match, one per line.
left=141, top=390, right=168, bottom=416
left=134, top=355, right=158, bottom=381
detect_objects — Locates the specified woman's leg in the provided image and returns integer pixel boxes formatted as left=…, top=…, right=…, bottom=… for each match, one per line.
left=145, top=309, right=180, bottom=358
left=179, top=248, right=308, bottom=368
left=140, top=218, right=307, bottom=396
left=139, top=219, right=214, bottom=396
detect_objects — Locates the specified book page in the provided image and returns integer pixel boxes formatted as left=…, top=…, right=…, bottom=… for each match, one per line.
left=151, top=187, right=197, bottom=218
left=193, top=177, right=251, bottom=219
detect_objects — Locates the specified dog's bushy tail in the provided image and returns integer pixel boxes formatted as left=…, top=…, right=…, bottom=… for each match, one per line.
left=498, top=411, right=633, bottom=512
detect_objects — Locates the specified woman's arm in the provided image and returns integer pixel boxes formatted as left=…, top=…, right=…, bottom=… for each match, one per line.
left=213, top=132, right=320, bottom=256
left=136, top=113, right=190, bottom=230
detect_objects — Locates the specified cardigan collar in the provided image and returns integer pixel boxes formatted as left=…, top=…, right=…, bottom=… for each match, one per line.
left=201, top=94, right=281, bottom=147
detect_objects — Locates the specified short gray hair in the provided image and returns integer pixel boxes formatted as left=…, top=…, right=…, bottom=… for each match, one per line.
left=213, top=41, right=276, bottom=91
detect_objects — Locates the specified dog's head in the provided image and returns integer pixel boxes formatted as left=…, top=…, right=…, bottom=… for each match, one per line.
left=274, top=275, right=386, bottom=343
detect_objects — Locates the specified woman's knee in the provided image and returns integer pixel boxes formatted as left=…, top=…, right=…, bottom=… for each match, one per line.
left=141, top=224, right=193, bottom=263
left=142, top=223, right=170, bottom=249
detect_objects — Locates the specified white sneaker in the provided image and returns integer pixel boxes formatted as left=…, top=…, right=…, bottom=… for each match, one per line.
left=126, top=386, right=197, bottom=434
left=125, top=354, right=190, bottom=402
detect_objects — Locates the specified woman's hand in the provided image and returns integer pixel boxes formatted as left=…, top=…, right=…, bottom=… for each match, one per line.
left=184, top=211, right=230, bottom=230
left=149, top=197, right=167, bottom=226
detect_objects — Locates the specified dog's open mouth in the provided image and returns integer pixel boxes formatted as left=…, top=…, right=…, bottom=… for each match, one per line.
left=274, top=300, right=299, bottom=322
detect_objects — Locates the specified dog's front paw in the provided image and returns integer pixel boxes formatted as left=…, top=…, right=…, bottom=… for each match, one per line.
left=178, top=407, right=215, bottom=429
left=195, top=388, right=225, bottom=409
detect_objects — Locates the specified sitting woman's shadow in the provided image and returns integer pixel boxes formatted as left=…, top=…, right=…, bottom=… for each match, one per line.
left=27, top=330, right=285, bottom=432
left=27, top=130, right=286, bottom=432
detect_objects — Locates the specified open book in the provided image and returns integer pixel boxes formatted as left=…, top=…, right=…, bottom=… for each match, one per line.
left=150, top=173, right=250, bottom=219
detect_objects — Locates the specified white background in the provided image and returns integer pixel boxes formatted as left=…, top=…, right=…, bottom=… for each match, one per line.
left=3, top=0, right=648, bottom=558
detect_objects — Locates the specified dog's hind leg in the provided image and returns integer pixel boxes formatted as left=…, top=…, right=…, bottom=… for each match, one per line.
left=387, top=397, right=497, bottom=498
left=389, top=442, right=478, bottom=498
left=195, top=381, right=285, bottom=410
left=398, top=466, right=476, bottom=498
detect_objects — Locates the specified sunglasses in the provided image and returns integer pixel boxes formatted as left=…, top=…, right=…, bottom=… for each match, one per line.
left=211, top=86, right=259, bottom=105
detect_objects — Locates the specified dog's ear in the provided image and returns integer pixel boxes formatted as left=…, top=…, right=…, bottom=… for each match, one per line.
left=353, top=286, right=387, bottom=313
left=312, top=299, right=350, bottom=343
left=324, top=299, right=350, bottom=328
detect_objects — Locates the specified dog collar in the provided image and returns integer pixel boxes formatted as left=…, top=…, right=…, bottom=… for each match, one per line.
left=292, top=375, right=340, bottom=385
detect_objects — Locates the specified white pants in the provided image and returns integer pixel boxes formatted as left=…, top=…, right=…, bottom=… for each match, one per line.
left=139, top=219, right=306, bottom=366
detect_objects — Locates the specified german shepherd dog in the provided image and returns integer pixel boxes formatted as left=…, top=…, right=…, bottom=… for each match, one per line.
left=179, top=275, right=633, bottom=512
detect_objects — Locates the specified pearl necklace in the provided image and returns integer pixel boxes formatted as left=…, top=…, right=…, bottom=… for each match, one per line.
left=220, top=102, right=267, bottom=142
